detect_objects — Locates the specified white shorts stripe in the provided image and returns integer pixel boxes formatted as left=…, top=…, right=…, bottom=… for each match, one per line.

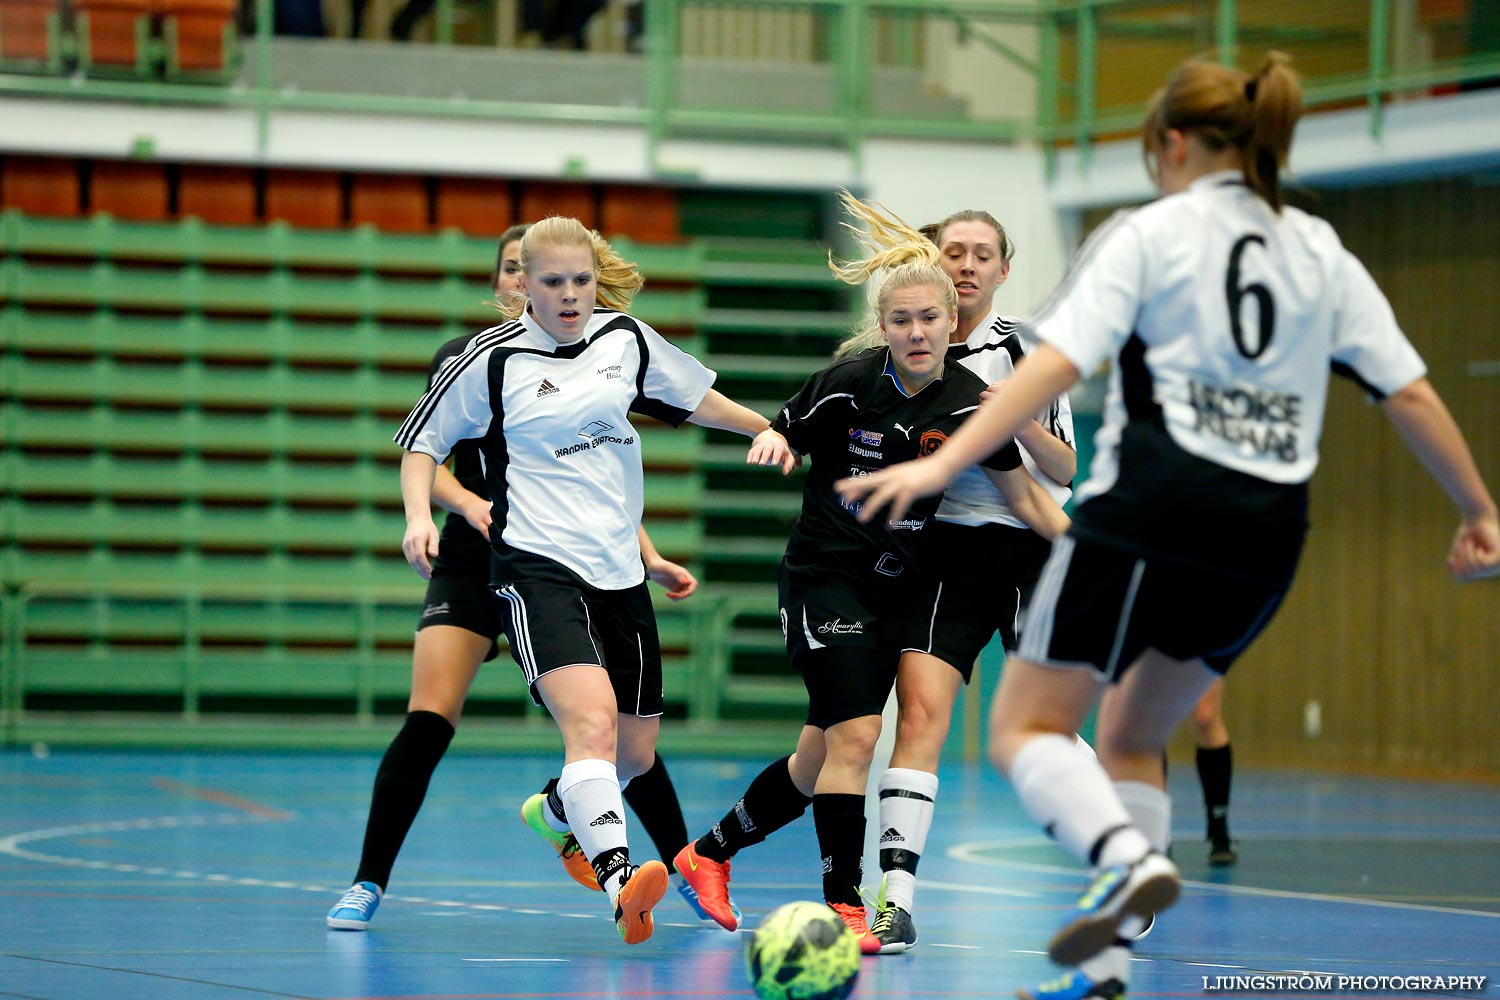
left=635, top=632, right=645, bottom=716
left=925, top=581, right=944, bottom=652
left=580, top=598, right=603, bottom=665
left=801, top=606, right=827, bottom=650
left=1105, top=559, right=1147, bottom=678
left=1019, top=534, right=1074, bottom=663
left=498, top=585, right=537, bottom=681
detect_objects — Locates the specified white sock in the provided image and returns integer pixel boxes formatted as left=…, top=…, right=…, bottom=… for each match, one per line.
left=877, top=768, right=939, bottom=912
left=1079, top=943, right=1131, bottom=986
left=1114, top=780, right=1170, bottom=853
left=1009, top=733, right=1150, bottom=868
left=558, top=758, right=631, bottom=902
left=1112, top=780, right=1171, bottom=942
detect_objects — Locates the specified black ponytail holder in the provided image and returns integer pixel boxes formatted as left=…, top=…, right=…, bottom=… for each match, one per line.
left=1244, top=78, right=1259, bottom=102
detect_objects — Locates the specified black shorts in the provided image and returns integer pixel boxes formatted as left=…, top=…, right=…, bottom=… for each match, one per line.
left=1018, top=533, right=1295, bottom=679
left=493, top=549, right=663, bottom=717
left=778, top=550, right=913, bottom=730
left=898, top=520, right=1054, bottom=681
left=416, top=564, right=502, bottom=662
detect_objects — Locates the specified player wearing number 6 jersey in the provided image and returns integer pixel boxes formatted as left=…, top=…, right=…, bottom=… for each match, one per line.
left=838, top=52, right=1498, bottom=1000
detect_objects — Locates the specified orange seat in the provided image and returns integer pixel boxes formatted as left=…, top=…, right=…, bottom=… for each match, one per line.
left=91, top=160, right=169, bottom=221
left=602, top=184, right=680, bottom=243
left=0, top=0, right=58, bottom=61
left=434, top=176, right=515, bottom=237
left=179, top=164, right=257, bottom=225
left=350, top=173, right=429, bottom=233
left=156, top=0, right=237, bottom=71
left=520, top=181, right=596, bottom=230
left=74, top=0, right=152, bottom=67
left=265, top=169, right=344, bottom=229
left=1, top=155, right=81, bottom=216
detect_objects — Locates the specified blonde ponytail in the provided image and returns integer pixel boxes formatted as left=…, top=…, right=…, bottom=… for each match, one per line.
left=499, top=215, right=645, bottom=320
left=829, top=190, right=956, bottom=357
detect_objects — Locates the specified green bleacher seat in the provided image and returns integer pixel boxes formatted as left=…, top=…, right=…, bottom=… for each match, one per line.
left=2, top=208, right=847, bottom=744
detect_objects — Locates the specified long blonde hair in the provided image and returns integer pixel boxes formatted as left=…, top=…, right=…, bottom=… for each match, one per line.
left=498, top=215, right=645, bottom=319
left=1143, top=51, right=1302, bottom=212
left=830, top=191, right=957, bottom=357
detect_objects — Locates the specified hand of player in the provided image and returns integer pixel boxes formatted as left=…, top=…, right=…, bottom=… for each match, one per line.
left=835, top=459, right=952, bottom=525
left=646, top=557, right=699, bottom=601
left=748, top=429, right=800, bottom=475
left=459, top=494, right=494, bottom=538
left=1447, top=511, right=1500, bottom=581
left=402, top=516, right=441, bottom=580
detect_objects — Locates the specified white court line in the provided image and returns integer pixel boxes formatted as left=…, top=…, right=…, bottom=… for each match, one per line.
left=0, top=813, right=589, bottom=923
left=947, top=838, right=1500, bottom=920
left=921, top=878, right=1036, bottom=899
left=463, top=958, right=569, bottom=963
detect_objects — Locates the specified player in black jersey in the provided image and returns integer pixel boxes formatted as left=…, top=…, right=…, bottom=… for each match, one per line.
left=863, top=209, right=1076, bottom=954
left=840, top=53, right=1498, bottom=998
left=675, top=192, right=1065, bottom=953
left=327, top=225, right=721, bottom=931
left=395, top=216, right=793, bottom=945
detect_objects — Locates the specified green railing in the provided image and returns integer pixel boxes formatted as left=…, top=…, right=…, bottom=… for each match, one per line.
left=2, top=2, right=1499, bottom=166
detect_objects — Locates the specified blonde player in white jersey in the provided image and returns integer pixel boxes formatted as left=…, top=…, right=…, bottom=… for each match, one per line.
left=395, top=216, right=795, bottom=946
left=861, top=210, right=1076, bottom=953
left=838, top=52, right=1499, bottom=998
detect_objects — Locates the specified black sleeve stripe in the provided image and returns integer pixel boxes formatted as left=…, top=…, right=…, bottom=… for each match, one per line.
left=1330, top=360, right=1388, bottom=401
left=395, top=323, right=522, bottom=447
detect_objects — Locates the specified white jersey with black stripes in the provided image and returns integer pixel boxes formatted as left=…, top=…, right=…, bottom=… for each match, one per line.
left=395, top=308, right=716, bottom=590
left=937, top=310, right=1076, bottom=529
left=1035, top=170, right=1426, bottom=495
left=1027, top=170, right=1427, bottom=580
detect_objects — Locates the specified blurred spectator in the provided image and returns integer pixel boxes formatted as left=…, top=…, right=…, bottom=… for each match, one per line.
left=522, top=0, right=606, bottom=49
left=275, top=0, right=326, bottom=35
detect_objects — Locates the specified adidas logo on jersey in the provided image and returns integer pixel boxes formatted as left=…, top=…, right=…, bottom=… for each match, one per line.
left=590, top=810, right=623, bottom=827
left=879, top=827, right=903, bottom=844
left=537, top=379, right=560, bottom=397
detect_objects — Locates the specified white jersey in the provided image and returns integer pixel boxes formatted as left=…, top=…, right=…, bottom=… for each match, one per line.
left=937, top=311, right=1075, bottom=528
left=395, top=308, right=716, bottom=590
left=1030, top=171, right=1426, bottom=581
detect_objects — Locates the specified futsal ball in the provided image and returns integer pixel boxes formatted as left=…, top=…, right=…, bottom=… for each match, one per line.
left=745, top=901, right=860, bottom=1000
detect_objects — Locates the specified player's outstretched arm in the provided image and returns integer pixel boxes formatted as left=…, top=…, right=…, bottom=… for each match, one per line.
left=399, top=450, right=442, bottom=580
left=1380, top=377, right=1500, bottom=580
left=837, top=344, right=1081, bottom=523
left=688, top=389, right=798, bottom=474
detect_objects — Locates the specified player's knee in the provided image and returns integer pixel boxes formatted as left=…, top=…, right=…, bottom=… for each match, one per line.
left=896, top=698, right=950, bottom=752
left=569, top=708, right=619, bottom=758
left=826, top=719, right=881, bottom=765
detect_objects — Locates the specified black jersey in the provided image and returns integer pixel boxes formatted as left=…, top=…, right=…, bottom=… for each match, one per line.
left=426, top=333, right=492, bottom=575
left=771, top=348, right=1022, bottom=569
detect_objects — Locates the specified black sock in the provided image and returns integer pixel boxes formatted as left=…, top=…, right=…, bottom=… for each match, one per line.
left=814, top=793, right=866, bottom=907
left=353, top=710, right=455, bottom=890
left=622, top=753, right=690, bottom=869
left=1197, top=743, right=1233, bottom=839
left=695, top=755, right=812, bottom=863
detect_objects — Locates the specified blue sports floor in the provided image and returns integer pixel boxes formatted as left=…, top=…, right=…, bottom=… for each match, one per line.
left=2, top=747, right=1497, bottom=1000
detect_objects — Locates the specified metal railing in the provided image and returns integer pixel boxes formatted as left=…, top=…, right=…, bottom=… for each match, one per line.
left=1, top=1, right=1498, bottom=169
